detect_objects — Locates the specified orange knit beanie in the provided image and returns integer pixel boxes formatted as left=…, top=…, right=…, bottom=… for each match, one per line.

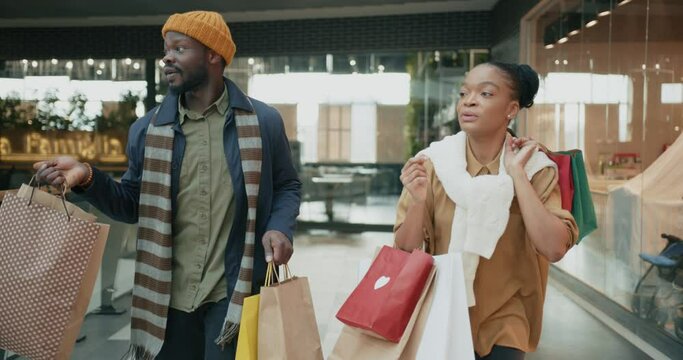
left=162, top=11, right=236, bottom=66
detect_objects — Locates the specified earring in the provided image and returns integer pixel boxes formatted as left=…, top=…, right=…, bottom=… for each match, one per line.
left=507, top=114, right=512, bottom=119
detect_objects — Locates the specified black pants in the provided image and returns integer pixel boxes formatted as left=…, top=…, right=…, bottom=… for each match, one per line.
left=156, top=298, right=237, bottom=360
left=475, top=345, right=526, bottom=360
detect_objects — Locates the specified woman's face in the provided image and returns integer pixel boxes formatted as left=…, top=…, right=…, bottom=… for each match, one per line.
left=456, top=64, right=519, bottom=138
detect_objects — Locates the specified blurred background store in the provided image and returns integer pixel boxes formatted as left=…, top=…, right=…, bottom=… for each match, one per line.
left=1, top=0, right=681, bottom=359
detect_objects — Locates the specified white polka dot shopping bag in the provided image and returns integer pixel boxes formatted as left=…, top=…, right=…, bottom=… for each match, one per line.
left=0, top=184, right=109, bottom=360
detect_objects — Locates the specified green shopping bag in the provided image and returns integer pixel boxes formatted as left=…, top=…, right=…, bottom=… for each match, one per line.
left=557, top=150, right=597, bottom=243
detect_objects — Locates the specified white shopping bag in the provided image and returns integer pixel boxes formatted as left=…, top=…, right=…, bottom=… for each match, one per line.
left=415, top=253, right=474, bottom=359
left=358, top=252, right=474, bottom=360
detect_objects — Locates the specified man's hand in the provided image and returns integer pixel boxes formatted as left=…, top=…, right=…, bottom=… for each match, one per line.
left=261, top=230, right=293, bottom=265
left=33, top=156, right=89, bottom=188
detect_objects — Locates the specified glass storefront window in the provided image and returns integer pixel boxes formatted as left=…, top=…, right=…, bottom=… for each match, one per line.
left=0, top=58, right=148, bottom=81
left=0, top=50, right=488, bottom=229
left=521, top=0, right=683, bottom=341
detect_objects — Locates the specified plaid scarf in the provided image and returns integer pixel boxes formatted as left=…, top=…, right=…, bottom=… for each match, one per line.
left=126, top=105, right=262, bottom=359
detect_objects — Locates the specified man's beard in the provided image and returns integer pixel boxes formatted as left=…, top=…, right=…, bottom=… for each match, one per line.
left=168, top=65, right=209, bottom=95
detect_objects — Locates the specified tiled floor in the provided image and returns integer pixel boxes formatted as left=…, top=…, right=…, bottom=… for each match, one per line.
left=1, top=197, right=647, bottom=360
left=528, top=283, right=647, bottom=360
left=3, top=230, right=652, bottom=359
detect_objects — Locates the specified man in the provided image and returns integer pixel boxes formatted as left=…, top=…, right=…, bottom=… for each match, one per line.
left=35, top=10, right=301, bottom=360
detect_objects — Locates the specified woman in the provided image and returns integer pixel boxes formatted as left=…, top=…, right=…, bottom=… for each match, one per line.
left=394, top=62, right=578, bottom=360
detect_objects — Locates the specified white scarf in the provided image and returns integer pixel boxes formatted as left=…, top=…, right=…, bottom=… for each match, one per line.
left=419, top=132, right=555, bottom=306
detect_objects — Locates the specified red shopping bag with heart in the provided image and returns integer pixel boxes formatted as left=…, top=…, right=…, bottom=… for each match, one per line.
left=335, top=246, right=434, bottom=342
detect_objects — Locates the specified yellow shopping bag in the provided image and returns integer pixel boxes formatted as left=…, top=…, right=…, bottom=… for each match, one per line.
left=237, top=261, right=277, bottom=359
left=236, top=294, right=260, bottom=360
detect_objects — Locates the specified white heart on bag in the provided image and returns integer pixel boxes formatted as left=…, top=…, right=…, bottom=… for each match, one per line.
left=374, top=275, right=390, bottom=290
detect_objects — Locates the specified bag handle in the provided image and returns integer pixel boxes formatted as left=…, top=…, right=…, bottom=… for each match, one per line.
left=536, top=143, right=583, bottom=156
left=264, top=261, right=276, bottom=287
left=283, top=264, right=292, bottom=280
left=27, top=175, right=72, bottom=222
left=263, top=262, right=294, bottom=287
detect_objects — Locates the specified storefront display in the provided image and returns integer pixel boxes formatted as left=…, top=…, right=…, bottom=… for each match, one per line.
left=520, top=0, right=683, bottom=340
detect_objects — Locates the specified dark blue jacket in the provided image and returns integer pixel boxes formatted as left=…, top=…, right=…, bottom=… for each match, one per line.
left=77, top=78, right=301, bottom=295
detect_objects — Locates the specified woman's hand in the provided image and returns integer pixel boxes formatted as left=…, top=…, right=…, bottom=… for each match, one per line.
left=396, top=154, right=430, bottom=252
left=400, top=155, right=429, bottom=203
left=504, top=135, right=539, bottom=178
left=503, top=135, right=572, bottom=262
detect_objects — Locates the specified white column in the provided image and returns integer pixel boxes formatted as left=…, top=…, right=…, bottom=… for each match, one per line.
left=297, top=102, right=319, bottom=163
left=350, top=103, right=377, bottom=163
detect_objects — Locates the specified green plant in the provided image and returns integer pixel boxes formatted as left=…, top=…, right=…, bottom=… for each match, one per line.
left=404, top=53, right=440, bottom=159
left=0, top=92, right=33, bottom=130
left=67, top=91, right=95, bottom=131
left=404, top=99, right=421, bottom=158
left=36, top=89, right=71, bottom=131
left=97, top=90, right=140, bottom=131
left=405, top=54, right=421, bottom=159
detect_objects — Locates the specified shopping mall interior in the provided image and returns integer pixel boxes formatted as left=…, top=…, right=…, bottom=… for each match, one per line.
left=1, top=0, right=682, bottom=359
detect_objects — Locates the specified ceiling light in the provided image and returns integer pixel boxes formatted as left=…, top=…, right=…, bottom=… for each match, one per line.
left=562, top=13, right=582, bottom=39
left=586, top=20, right=599, bottom=28
left=543, top=19, right=561, bottom=48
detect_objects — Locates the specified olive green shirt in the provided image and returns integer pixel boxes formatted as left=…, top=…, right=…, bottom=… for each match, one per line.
left=170, top=86, right=235, bottom=312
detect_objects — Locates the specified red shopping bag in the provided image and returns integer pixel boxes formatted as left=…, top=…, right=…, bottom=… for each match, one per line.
left=546, top=152, right=574, bottom=212
left=336, top=246, right=434, bottom=343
